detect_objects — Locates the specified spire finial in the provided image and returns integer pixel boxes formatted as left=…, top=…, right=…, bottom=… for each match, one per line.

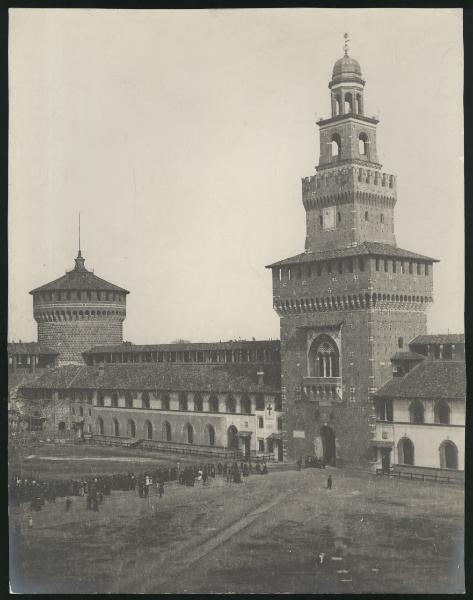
left=78, top=212, right=81, bottom=256
left=74, top=212, right=86, bottom=270
left=344, top=32, right=350, bottom=56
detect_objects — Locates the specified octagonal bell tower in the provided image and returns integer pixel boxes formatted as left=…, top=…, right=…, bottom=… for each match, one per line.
left=30, top=250, right=129, bottom=365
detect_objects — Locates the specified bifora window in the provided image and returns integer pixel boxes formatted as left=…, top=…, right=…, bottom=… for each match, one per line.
left=308, top=334, right=340, bottom=378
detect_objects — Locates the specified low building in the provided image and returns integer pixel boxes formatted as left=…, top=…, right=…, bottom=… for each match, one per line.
left=372, top=334, right=465, bottom=474
left=19, top=356, right=285, bottom=460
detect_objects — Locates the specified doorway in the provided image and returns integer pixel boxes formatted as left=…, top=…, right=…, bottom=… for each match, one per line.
left=320, top=425, right=336, bottom=466
left=381, top=448, right=391, bottom=473
left=227, top=425, right=239, bottom=450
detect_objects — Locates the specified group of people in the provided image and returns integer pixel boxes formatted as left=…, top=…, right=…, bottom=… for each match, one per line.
left=9, top=457, right=270, bottom=512
left=296, top=455, right=325, bottom=470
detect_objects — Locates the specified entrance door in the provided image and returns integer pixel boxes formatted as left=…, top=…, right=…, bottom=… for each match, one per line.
left=227, top=425, right=239, bottom=450
left=320, top=425, right=336, bottom=466
left=244, top=437, right=250, bottom=459
left=381, top=448, right=391, bottom=473
left=277, top=440, right=283, bottom=462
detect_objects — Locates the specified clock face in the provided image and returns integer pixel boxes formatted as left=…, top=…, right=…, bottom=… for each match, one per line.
left=323, top=207, right=336, bottom=230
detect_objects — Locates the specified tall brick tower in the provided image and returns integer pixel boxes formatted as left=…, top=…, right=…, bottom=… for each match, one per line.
left=267, top=41, right=438, bottom=465
left=30, top=250, right=129, bottom=365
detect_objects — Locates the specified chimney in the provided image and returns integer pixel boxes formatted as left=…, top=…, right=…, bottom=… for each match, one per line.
left=257, top=370, right=264, bottom=386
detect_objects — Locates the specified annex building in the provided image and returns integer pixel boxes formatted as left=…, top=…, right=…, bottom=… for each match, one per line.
left=13, top=44, right=464, bottom=470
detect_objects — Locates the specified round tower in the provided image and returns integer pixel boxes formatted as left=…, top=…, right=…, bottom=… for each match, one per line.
left=30, top=251, right=129, bottom=365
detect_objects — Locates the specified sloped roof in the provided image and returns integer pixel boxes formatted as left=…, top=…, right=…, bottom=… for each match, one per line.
left=391, top=351, right=425, bottom=361
left=30, top=252, right=129, bottom=294
left=410, top=334, right=465, bottom=346
left=266, top=242, right=438, bottom=268
left=20, top=363, right=281, bottom=394
left=375, top=360, right=466, bottom=399
left=84, top=340, right=280, bottom=355
left=8, top=342, right=58, bottom=355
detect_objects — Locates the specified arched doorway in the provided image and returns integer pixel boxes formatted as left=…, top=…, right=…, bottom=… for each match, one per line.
left=58, top=421, right=66, bottom=432
left=440, top=440, right=458, bottom=470
left=206, top=424, right=216, bottom=446
left=113, top=418, right=120, bottom=437
left=185, top=423, right=194, bottom=444
left=398, top=437, right=414, bottom=465
left=320, top=425, right=336, bottom=466
left=127, top=419, right=136, bottom=438
left=96, top=417, right=104, bottom=436
left=144, top=420, right=153, bottom=440
left=227, top=425, right=239, bottom=450
left=162, top=421, right=172, bottom=442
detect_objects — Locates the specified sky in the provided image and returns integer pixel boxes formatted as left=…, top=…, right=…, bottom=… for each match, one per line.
left=9, top=8, right=463, bottom=344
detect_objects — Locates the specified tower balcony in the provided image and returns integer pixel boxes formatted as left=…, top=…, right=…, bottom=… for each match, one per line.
left=302, top=377, right=343, bottom=405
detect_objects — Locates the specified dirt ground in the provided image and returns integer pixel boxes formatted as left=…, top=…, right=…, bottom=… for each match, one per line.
left=9, top=450, right=464, bottom=594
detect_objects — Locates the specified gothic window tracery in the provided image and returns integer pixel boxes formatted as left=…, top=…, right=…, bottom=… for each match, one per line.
left=308, top=334, right=340, bottom=378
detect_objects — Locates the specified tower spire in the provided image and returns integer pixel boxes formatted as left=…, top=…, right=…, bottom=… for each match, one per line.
left=343, top=32, right=350, bottom=56
left=74, top=213, right=86, bottom=270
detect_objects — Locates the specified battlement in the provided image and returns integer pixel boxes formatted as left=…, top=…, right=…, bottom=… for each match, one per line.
left=302, top=166, right=397, bottom=201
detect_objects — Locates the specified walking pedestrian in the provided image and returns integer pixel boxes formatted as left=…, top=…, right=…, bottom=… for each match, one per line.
left=327, top=475, right=332, bottom=490
left=158, top=481, right=164, bottom=498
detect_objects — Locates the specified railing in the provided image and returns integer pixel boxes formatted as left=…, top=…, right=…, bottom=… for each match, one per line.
left=375, top=468, right=462, bottom=485
left=90, top=435, right=243, bottom=460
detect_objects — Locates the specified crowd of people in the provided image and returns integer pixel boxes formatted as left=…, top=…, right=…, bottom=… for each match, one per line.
left=9, top=457, right=270, bottom=512
left=296, top=455, right=326, bottom=470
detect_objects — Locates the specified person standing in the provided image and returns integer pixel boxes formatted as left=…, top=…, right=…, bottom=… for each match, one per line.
left=327, top=475, right=332, bottom=490
left=158, top=481, right=164, bottom=498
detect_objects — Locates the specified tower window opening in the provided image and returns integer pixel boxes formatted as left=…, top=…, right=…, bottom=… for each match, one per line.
left=337, top=211, right=341, bottom=223
left=401, top=262, right=405, bottom=274
left=319, top=214, right=323, bottom=227
left=296, top=266, right=302, bottom=279
left=359, top=132, right=369, bottom=156
left=306, top=265, right=312, bottom=278
left=364, top=211, right=369, bottom=221
left=380, top=213, right=384, bottom=224
left=334, top=94, right=341, bottom=116
left=356, top=93, right=363, bottom=115
left=409, top=261, right=413, bottom=274
left=384, top=259, right=389, bottom=272
left=331, top=133, right=341, bottom=159
left=344, top=92, right=353, bottom=113
left=87, top=291, right=91, bottom=301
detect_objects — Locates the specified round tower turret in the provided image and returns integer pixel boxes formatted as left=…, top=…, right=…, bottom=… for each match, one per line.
left=30, top=251, right=129, bottom=365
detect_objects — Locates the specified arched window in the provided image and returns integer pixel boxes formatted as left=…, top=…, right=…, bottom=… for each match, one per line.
left=308, top=334, right=340, bottom=377
left=439, top=440, right=458, bottom=470
left=185, top=423, right=194, bottom=444
left=162, top=394, right=170, bottom=410
left=344, top=92, right=353, bottom=113
left=226, top=394, right=236, bottom=413
left=125, top=392, right=133, bottom=409
left=241, top=394, right=251, bottom=415
left=434, top=400, right=450, bottom=425
left=194, top=393, right=203, bottom=412
left=144, top=420, right=153, bottom=440
left=113, top=418, right=120, bottom=436
left=364, top=210, right=369, bottom=221
left=206, top=424, right=216, bottom=446
left=97, top=392, right=104, bottom=407
left=111, top=392, right=118, bottom=408
left=398, top=437, right=414, bottom=465
left=127, top=419, right=136, bottom=438
left=79, top=406, right=84, bottom=417
left=331, top=133, right=341, bottom=159
left=358, top=132, right=369, bottom=156
left=209, top=394, right=219, bottom=413
left=334, top=94, right=341, bottom=115
left=375, top=399, right=393, bottom=422
left=380, top=213, right=384, bottom=224
left=162, top=421, right=172, bottom=441
left=398, top=337, right=404, bottom=349
left=178, top=392, right=188, bottom=411
left=142, top=391, right=150, bottom=409
left=96, top=417, right=104, bottom=435
left=409, top=400, right=424, bottom=424
left=227, top=425, right=239, bottom=450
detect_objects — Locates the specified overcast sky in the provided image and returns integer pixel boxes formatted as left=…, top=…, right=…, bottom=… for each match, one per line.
left=9, top=8, right=463, bottom=344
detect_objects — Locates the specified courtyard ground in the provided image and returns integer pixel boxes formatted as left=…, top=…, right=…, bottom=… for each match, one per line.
left=9, top=446, right=464, bottom=594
